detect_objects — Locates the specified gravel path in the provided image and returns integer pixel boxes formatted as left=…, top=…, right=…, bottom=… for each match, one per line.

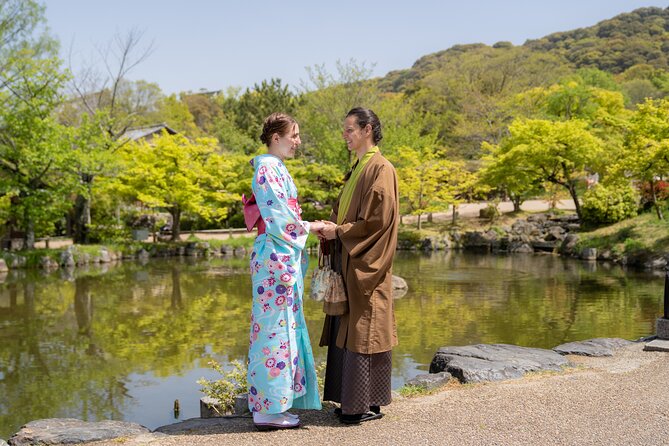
left=88, top=343, right=668, bottom=446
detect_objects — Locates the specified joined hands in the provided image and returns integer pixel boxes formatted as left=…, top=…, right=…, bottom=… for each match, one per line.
left=309, top=220, right=337, bottom=240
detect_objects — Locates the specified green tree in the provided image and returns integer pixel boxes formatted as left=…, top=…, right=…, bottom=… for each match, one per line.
left=621, top=98, right=669, bottom=219
left=0, top=1, right=74, bottom=248
left=397, top=44, right=570, bottom=158
left=0, top=0, right=57, bottom=91
left=115, top=133, right=237, bottom=240
left=182, top=91, right=223, bottom=134
left=479, top=144, right=542, bottom=212
left=396, top=145, right=477, bottom=229
left=145, top=94, right=200, bottom=137
left=0, top=57, right=74, bottom=248
left=233, top=78, right=296, bottom=140
left=296, top=60, right=379, bottom=169
left=286, top=160, right=344, bottom=220
left=65, top=30, right=156, bottom=243
left=484, top=119, right=604, bottom=220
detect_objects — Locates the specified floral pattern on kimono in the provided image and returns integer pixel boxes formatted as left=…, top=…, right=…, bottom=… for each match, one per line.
left=247, top=154, right=321, bottom=413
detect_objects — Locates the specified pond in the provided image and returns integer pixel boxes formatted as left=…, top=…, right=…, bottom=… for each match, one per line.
left=0, top=251, right=664, bottom=438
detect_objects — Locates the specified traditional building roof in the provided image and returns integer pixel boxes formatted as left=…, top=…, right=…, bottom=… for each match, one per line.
left=121, top=123, right=178, bottom=141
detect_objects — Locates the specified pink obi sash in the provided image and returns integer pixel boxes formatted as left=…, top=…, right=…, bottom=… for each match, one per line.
left=242, top=193, right=301, bottom=235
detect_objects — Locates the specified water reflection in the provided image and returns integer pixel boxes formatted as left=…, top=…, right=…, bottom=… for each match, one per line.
left=0, top=252, right=663, bottom=438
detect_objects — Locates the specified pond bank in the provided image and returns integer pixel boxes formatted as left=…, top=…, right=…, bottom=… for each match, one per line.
left=7, top=342, right=667, bottom=446
left=399, top=211, right=669, bottom=270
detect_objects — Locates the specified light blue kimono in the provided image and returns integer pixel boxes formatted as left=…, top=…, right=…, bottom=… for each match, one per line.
left=247, top=154, right=321, bottom=413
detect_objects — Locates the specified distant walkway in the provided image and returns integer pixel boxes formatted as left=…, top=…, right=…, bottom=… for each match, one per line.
left=402, top=199, right=576, bottom=224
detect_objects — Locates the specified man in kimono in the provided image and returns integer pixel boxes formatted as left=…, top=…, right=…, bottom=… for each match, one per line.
left=319, top=107, right=399, bottom=425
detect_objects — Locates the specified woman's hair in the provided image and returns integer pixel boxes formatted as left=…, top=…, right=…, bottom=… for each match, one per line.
left=260, top=112, right=297, bottom=146
left=346, top=107, right=383, bottom=144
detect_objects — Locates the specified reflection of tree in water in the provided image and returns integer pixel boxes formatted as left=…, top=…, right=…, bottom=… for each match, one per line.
left=0, top=254, right=662, bottom=438
left=75, top=276, right=93, bottom=336
left=0, top=276, right=135, bottom=438
left=390, top=251, right=663, bottom=369
left=171, top=266, right=182, bottom=310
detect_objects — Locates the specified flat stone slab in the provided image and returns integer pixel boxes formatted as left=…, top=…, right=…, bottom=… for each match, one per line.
left=155, top=417, right=249, bottom=434
left=553, top=338, right=633, bottom=357
left=644, top=339, right=669, bottom=352
left=405, top=371, right=452, bottom=390
left=8, top=418, right=150, bottom=445
left=429, top=343, right=570, bottom=384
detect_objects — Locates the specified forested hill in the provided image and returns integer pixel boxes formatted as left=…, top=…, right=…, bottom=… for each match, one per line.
left=381, top=6, right=669, bottom=92
left=526, top=7, right=669, bottom=73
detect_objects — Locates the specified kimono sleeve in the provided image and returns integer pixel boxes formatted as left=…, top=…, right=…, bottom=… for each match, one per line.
left=253, top=159, right=310, bottom=250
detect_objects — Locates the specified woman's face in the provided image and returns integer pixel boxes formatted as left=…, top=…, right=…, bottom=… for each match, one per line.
left=271, top=123, right=301, bottom=159
left=342, top=115, right=370, bottom=152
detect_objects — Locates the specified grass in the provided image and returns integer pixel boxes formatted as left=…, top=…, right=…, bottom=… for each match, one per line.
left=398, top=384, right=434, bottom=398
left=397, top=379, right=460, bottom=398
left=576, top=212, right=669, bottom=256
left=0, top=248, right=59, bottom=268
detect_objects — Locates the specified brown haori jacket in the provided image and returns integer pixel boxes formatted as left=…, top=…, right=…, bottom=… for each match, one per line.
left=319, top=151, right=399, bottom=354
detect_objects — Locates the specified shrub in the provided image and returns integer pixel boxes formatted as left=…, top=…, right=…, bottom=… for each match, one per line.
left=398, top=227, right=423, bottom=245
left=581, top=183, right=639, bottom=226
left=639, top=180, right=669, bottom=209
left=87, top=224, right=131, bottom=244
left=197, top=359, right=248, bottom=415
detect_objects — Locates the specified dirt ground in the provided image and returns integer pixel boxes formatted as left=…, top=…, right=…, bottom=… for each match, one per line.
left=86, top=343, right=668, bottom=446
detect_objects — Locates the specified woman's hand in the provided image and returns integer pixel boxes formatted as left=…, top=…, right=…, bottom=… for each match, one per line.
left=309, top=221, right=326, bottom=235
left=319, top=220, right=337, bottom=240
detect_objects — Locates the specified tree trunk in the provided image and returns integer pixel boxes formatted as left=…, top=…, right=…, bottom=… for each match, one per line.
left=651, top=180, right=665, bottom=220
left=170, top=206, right=181, bottom=241
left=452, top=204, right=459, bottom=225
left=427, top=213, right=433, bottom=223
left=417, top=214, right=422, bottom=230
left=511, top=195, right=522, bottom=212
left=24, top=217, right=35, bottom=250
left=567, top=183, right=582, bottom=221
left=73, top=175, right=94, bottom=244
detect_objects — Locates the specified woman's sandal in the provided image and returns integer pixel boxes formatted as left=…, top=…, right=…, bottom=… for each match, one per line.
left=253, top=412, right=301, bottom=431
left=254, top=421, right=301, bottom=431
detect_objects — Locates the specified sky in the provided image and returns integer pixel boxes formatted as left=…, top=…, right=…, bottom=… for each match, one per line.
left=44, top=1, right=668, bottom=95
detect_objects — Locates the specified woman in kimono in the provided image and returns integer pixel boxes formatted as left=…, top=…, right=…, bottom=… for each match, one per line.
left=246, top=113, right=324, bottom=430
left=319, top=107, right=400, bottom=425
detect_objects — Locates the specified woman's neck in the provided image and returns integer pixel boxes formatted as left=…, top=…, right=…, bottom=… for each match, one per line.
left=267, top=147, right=284, bottom=161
